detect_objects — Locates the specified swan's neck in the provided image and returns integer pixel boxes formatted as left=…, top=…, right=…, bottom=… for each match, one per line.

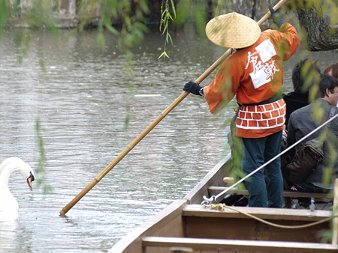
left=0, top=165, right=19, bottom=219
left=0, top=164, right=21, bottom=190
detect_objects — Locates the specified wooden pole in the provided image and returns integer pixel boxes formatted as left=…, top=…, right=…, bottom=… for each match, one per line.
left=332, top=179, right=338, bottom=245
left=59, top=0, right=289, bottom=216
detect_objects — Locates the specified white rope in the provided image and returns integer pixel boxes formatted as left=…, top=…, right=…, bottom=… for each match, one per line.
left=202, top=112, right=338, bottom=206
left=209, top=203, right=335, bottom=229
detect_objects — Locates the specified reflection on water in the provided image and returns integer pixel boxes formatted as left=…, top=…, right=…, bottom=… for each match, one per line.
left=0, top=29, right=337, bottom=252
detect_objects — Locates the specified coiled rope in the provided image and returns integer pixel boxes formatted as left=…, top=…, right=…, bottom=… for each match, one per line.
left=209, top=203, right=336, bottom=229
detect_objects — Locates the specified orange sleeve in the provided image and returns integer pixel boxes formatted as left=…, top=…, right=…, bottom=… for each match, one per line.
left=203, top=59, right=239, bottom=113
left=269, top=23, right=300, bottom=61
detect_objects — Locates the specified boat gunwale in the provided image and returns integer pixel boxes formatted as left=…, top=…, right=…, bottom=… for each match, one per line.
left=109, top=155, right=231, bottom=252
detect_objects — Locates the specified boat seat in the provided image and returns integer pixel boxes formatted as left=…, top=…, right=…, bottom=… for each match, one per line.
left=180, top=204, right=332, bottom=244
left=182, top=204, right=331, bottom=221
left=142, top=236, right=338, bottom=253
left=208, top=186, right=332, bottom=200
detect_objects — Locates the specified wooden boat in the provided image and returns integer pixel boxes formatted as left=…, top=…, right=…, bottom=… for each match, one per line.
left=110, top=154, right=338, bottom=253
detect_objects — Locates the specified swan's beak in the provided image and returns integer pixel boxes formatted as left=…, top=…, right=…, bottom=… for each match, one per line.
left=27, top=172, right=35, bottom=191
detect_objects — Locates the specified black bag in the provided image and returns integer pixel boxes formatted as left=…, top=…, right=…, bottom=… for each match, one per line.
left=284, top=107, right=336, bottom=184
left=285, top=139, right=324, bottom=183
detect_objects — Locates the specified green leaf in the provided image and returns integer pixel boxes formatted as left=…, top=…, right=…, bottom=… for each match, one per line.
left=0, top=0, right=10, bottom=33
left=175, top=0, right=190, bottom=25
left=97, top=32, right=106, bottom=49
left=158, top=51, right=170, bottom=59
left=139, top=0, right=149, bottom=14
left=105, top=22, right=119, bottom=35
left=166, top=32, right=173, bottom=45
left=170, top=0, right=177, bottom=18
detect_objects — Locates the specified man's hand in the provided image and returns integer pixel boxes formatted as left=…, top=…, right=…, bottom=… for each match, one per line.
left=183, top=81, right=203, bottom=96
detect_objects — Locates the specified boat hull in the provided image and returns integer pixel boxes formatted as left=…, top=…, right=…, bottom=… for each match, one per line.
left=110, top=154, right=337, bottom=253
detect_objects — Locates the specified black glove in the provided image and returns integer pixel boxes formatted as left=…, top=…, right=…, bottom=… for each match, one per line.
left=269, top=5, right=284, bottom=28
left=183, top=81, right=203, bottom=96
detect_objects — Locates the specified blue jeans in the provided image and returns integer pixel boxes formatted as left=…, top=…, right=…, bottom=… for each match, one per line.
left=242, top=131, right=284, bottom=207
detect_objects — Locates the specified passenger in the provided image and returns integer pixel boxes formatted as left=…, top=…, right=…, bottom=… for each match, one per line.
left=324, top=62, right=338, bottom=80
left=284, top=74, right=338, bottom=194
left=283, top=59, right=321, bottom=127
left=183, top=12, right=300, bottom=208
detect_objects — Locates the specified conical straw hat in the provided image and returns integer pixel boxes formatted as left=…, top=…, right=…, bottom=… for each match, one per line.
left=205, top=12, right=261, bottom=49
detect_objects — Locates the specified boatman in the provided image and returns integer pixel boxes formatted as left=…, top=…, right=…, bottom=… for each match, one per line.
left=183, top=12, right=300, bottom=207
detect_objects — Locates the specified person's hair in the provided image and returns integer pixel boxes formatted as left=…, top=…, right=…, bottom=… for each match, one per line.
left=319, top=74, right=338, bottom=98
left=323, top=63, right=338, bottom=80
left=292, top=58, right=321, bottom=94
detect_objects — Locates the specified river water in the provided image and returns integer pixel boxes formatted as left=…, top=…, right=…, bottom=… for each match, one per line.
left=0, top=29, right=337, bottom=253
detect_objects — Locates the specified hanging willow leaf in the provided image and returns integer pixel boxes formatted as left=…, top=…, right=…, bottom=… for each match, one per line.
left=158, top=0, right=177, bottom=58
left=158, top=51, right=170, bottom=59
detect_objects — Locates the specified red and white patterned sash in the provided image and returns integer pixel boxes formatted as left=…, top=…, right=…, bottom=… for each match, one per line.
left=235, top=99, right=286, bottom=137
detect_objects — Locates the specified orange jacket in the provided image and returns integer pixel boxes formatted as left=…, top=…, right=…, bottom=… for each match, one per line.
left=204, top=23, right=300, bottom=113
left=203, top=23, right=300, bottom=138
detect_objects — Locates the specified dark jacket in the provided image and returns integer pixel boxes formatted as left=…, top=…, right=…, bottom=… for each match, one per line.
left=283, top=92, right=309, bottom=128
left=286, top=98, right=338, bottom=189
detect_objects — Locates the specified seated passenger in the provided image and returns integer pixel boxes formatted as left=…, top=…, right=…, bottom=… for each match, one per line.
left=283, top=58, right=321, bottom=128
left=324, top=62, right=338, bottom=80
left=283, top=74, right=338, bottom=194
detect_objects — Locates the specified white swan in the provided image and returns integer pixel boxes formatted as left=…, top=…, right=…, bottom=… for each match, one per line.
left=0, top=157, right=35, bottom=222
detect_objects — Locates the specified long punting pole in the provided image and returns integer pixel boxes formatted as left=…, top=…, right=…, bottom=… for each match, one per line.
left=332, top=179, right=338, bottom=245
left=59, top=0, right=289, bottom=216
